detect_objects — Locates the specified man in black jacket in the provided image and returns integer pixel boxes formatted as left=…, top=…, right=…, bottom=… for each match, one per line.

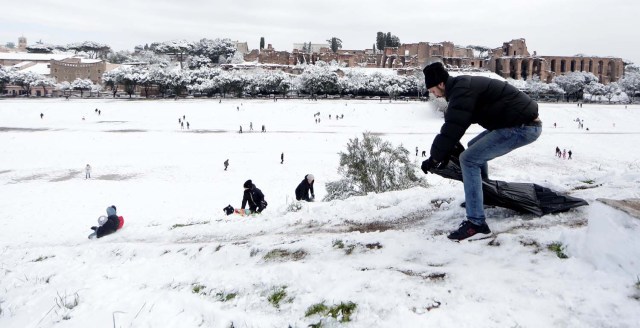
left=241, top=179, right=267, bottom=213
left=295, top=174, right=315, bottom=201
left=421, top=62, right=542, bottom=241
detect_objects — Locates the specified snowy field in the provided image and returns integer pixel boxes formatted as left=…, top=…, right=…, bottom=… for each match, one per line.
left=1, top=98, right=639, bottom=328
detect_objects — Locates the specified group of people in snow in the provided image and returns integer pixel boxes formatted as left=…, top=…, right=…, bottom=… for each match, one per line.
left=88, top=62, right=547, bottom=243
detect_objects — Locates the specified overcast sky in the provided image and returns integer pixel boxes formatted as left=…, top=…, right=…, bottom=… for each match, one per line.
left=2, top=0, right=638, bottom=65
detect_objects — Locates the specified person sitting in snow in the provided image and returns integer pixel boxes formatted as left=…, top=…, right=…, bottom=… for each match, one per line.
left=241, top=179, right=267, bottom=213
left=295, top=174, right=315, bottom=201
left=89, top=205, right=124, bottom=239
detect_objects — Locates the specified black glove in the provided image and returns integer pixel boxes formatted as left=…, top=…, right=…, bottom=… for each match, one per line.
left=91, top=226, right=98, bottom=231
left=421, top=157, right=449, bottom=174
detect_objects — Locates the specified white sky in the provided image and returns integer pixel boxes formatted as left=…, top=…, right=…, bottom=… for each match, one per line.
left=2, top=0, right=639, bottom=65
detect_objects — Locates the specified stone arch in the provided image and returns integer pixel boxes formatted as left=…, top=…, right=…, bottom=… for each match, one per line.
left=607, top=61, right=615, bottom=82
left=532, top=59, right=543, bottom=77
left=589, top=60, right=593, bottom=73
left=580, top=59, right=585, bottom=72
left=495, top=59, right=503, bottom=75
left=570, top=60, right=576, bottom=72
left=560, top=60, right=566, bottom=73
left=509, top=58, right=518, bottom=79
left=520, top=59, right=530, bottom=80
left=550, top=59, right=556, bottom=73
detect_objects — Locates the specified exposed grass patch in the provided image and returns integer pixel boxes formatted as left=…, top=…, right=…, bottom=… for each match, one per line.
left=55, top=291, right=80, bottom=310
left=192, top=283, right=207, bottom=294
left=171, top=220, right=210, bottom=230
left=32, top=255, right=55, bottom=262
left=548, top=242, right=569, bottom=259
left=332, top=239, right=345, bottom=249
left=267, top=286, right=289, bottom=308
left=263, top=248, right=307, bottom=262
left=334, top=240, right=382, bottom=254
left=580, top=179, right=596, bottom=185
left=216, top=291, right=237, bottom=302
left=215, top=244, right=223, bottom=252
left=398, top=269, right=447, bottom=281
left=305, top=301, right=357, bottom=323
left=347, top=221, right=393, bottom=233
left=305, top=302, right=329, bottom=317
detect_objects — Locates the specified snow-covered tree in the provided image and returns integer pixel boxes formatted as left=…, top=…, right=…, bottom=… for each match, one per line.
left=618, top=71, right=640, bottom=102
left=71, top=78, right=94, bottom=98
left=0, top=66, right=11, bottom=93
left=133, top=50, right=170, bottom=68
left=107, top=50, right=134, bottom=64
left=188, top=55, right=212, bottom=69
left=553, top=71, right=599, bottom=101
left=9, top=70, right=45, bottom=95
left=30, top=76, right=56, bottom=96
left=66, top=41, right=111, bottom=59
left=296, top=62, right=339, bottom=95
left=584, top=81, right=606, bottom=101
left=102, top=68, right=124, bottom=97
left=26, top=43, right=55, bottom=54
left=324, top=132, right=426, bottom=201
left=229, top=52, right=244, bottom=64
left=190, top=38, right=236, bottom=64
left=604, top=82, right=622, bottom=103
left=154, top=40, right=194, bottom=69
left=56, top=81, right=72, bottom=95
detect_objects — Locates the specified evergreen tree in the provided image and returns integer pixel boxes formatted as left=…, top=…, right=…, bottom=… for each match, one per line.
left=376, top=32, right=385, bottom=51
left=326, top=37, right=342, bottom=53
left=260, top=37, right=265, bottom=50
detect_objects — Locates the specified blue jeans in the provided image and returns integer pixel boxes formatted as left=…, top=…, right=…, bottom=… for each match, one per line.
left=459, top=125, right=542, bottom=225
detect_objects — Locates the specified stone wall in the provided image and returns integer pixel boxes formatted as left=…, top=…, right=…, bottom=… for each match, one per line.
left=50, top=59, right=107, bottom=84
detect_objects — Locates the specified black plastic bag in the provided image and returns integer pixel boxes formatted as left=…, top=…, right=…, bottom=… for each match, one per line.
left=429, top=148, right=588, bottom=216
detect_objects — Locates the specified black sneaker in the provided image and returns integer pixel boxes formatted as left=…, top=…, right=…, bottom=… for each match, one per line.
left=447, top=220, right=491, bottom=241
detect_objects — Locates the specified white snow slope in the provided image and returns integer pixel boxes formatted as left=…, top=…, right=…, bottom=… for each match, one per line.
left=1, top=98, right=639, bottom=328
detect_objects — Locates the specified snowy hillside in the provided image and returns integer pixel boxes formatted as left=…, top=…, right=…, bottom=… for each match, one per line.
left=0, top=99, right=639, bottom=328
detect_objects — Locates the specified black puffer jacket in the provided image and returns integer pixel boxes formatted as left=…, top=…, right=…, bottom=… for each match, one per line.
left=430, top=76, right=539, bottom=162
left=295, top=175, right=315, bottom=201
left=96, top=215, right=119, bottom=238
left=242, top=184, right=266, bottom=212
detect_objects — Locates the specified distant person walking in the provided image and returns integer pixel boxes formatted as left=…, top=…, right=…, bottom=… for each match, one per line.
left=239, top=125, right=243, bottom=133
left=186, top=122, right=190, bottom=130
left=224, top=159, right=229, bottom=171
left=85, top=164, right=92, bottom=179
left=40, top=113, right=43, bottom=119
left=261, top=124, right=266, bottom=133
left=281, top=152, right=284, bottom=164
left=562, top=149, right=567, bottom=159
left=250, top=122, right=253, bottom=131
left=568, top=150, right=572, bottom=159
left=416, top=147, right=419, bottom=156
left=421, top=150, right=426, bottom=157
left=181, top=122, right=184, bottom=130
left=555, top=146, right=561, bottom=157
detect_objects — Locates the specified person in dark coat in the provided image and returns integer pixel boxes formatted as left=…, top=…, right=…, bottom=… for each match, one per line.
left=295, top=174, right=315, bottom=201
left=241, top=180, right=267, bottom=213
left=91, top=205, right=122, bottom=238
left=421, top=62, right=542, bottom=241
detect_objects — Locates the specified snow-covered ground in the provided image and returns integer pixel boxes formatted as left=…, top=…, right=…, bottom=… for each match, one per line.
left=1, top=98, right=639, bottom=328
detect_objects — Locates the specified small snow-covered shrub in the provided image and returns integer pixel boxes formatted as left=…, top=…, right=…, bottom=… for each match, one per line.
left=323, top=132, right=426, bottom=201
left=286, top=201, right=304, bottom=212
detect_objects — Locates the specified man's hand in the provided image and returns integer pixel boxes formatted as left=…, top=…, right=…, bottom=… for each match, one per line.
left=421, top=157, right=449, bottom=174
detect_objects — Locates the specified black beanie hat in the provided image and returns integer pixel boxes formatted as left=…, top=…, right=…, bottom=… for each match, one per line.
left=243, top=179, right=252, bottom=188
left=423, top=62, right=449, bottom=89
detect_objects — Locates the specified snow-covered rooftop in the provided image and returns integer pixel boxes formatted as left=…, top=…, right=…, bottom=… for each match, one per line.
left=21, top=62, right=51, bottom=75
left=0, top=52, right=72, bottom=61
